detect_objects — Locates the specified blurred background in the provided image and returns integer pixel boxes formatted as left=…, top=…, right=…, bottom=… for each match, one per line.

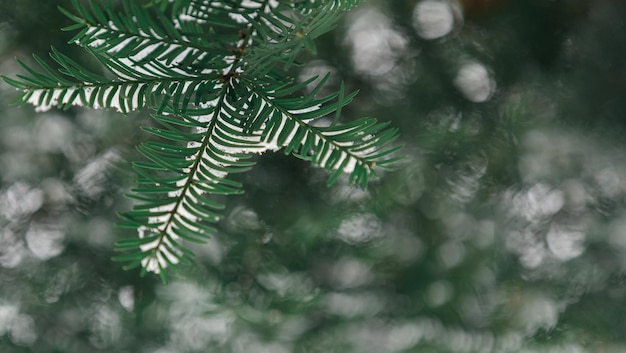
left=1, top=0, right=626, bottom=352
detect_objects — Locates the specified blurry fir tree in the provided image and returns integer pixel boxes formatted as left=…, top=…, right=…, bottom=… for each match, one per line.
left=3, top=0, right=626, bottom=352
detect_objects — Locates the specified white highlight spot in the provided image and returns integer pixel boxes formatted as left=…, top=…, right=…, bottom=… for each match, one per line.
left=25, top=225, right=65, bottom=260
left=345, top=9, right=409, bottom=77
left=546, top=226, right=585, bottom=260
left=0, top=230, right=27, bottom=268
left=413, top=0, right=456, bottom=40
left=0, top=305, right=37, bottom=346
left=454, top=62, right=496, bottom=102
left=118, top=286, right=135, bottom=312
left=0, top=182, right=43, bottom=219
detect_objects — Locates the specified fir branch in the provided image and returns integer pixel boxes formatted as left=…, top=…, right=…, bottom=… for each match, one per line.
left=244, top=78, right=401, bottom=188
left=115, top=81, right=280, bottom=280
left=2, top=0, right=400, bottom=281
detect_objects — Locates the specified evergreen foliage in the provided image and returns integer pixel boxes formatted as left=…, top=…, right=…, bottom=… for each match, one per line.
left=2, top=0, right=400, bottom=281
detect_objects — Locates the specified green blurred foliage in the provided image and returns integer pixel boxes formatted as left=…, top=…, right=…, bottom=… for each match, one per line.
left=1, top=0, right=626, bottom=352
